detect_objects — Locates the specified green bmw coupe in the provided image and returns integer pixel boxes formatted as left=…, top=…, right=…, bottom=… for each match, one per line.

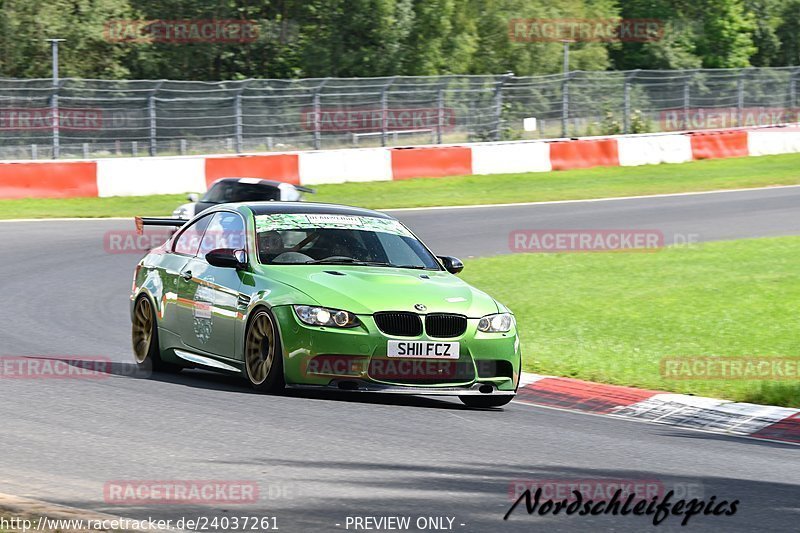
left=131, top=202, right=521, bottom=407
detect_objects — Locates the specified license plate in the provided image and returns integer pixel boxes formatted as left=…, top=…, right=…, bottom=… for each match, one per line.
left=387, top=341, right=460, bottom=359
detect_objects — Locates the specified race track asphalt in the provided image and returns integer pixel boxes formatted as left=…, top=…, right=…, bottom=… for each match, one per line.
left=0, top=186, right=798, bottom=532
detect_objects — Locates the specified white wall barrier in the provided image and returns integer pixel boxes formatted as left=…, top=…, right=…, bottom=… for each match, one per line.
left=470, top=141, right=551, bottom=175
left=617, top=134, right=693, bottom=167
left=747, top=131, right=800, bottom=157
left=96, top=156, right=206, bottom=197
left=298, top=148, right=393, bottom=185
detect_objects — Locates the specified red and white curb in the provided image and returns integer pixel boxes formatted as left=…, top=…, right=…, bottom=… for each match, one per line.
left=516, top=372, right=800, bottom=444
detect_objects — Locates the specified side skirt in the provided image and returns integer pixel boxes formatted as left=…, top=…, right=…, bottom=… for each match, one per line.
left=174, top=349, right=242, bottom=373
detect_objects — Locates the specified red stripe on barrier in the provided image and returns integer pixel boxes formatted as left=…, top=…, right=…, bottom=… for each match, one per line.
left=517, top=377, right=658, bottom=413
left=549, top=138, right=619, bottom=170
left=750, top=413, right=800, bottom=444
left=205, top=154, right=300, bottom=188
left=689, top=131, right=748, bottom=160
left=0, top=161, right=98, bottom=199
left=390, top=146, right=472, bottom=180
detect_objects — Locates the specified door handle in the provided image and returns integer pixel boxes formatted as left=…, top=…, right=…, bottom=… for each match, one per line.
left=180, top=270, right=192, bottom=281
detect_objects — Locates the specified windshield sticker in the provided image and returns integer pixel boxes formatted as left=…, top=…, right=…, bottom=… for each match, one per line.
left=305, top=214, right=362, bottom=226
left=255, top=214, right=412, bottom=237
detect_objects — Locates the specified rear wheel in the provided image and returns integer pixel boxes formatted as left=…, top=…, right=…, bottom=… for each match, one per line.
left=244, top=309, right=285, bottom=393
left=132, top=296, right=181, bottom=373
left=459, top=395, right=514, bottom=408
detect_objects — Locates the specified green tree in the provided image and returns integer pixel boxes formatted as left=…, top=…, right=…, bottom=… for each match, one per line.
left=695, top=0, right=756, bottom=67
left=0, top=0, right=134, bottom=78
left=776, top=0, right=800, bottom=66
left=610, top=0, right=701, bottom=70
left=297, top=0, right=414, bottom=77
left=467, top=0, right=616, bottom=76
left=745, top=0, right=781, bottom=66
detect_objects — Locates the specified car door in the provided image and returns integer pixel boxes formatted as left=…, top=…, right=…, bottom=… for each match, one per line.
left=159, top=214, right=213, bottom=335
left=177, top=211, right=247, bottom=359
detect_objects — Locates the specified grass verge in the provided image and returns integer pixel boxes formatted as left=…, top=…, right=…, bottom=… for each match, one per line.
left=312, top=153, right=800, bottom=209
left=3, top=152, right=800, bottom=219
left=0, top=194, right=186, bottom=220
left=461, top=236, right=800, bottom=407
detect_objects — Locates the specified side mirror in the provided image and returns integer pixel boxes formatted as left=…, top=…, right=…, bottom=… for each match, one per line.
left=438, top=256, right=464, bottom=274
left=206, top=248, right=247, bottom=269
left=187, top=193, right=200, bottom=202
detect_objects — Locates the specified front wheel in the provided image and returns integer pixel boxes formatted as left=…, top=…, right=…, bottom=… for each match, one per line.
left=244, top=309, right=285, bottom=393
left=459, top=395, right=514, bottom=408
left=132, top=296, right=182, bottom=373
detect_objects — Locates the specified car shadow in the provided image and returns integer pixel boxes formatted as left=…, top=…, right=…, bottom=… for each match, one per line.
left=42, top=355, right=489, bottom=411
left=58, top=461, right=800, bottom=532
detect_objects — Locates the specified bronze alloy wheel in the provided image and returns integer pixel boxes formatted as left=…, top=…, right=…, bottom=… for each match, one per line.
left=131, top=296, right=181, bottom=373
left=244, top=309, right=284, bottom=392
left=132, top=297, right=154, bottom=364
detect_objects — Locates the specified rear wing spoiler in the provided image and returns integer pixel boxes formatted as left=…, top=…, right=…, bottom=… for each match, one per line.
left=135, top=216, right=188, bottom=235
left=294, top=185, right=316, bottom=194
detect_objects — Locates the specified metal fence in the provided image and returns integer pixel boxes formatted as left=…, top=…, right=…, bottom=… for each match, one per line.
left=2, top=67, right=800, bottom=160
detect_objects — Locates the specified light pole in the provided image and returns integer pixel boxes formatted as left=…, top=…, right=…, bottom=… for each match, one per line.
left=46, top=38, right=65, bottom=158
left=561, top=40, right=572, bottom=137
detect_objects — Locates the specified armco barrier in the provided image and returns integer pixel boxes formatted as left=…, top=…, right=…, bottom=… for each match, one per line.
left=689, top=130, right=748, bottom=160
left=0, top=161, right=97, bottom=199
left=549, top=138, right=619, bottom=170
left=1, top=126, right=799, bottom=199
left=205, top=154, right=300, bottom=187
left=390, top=146, right=472, bottom=180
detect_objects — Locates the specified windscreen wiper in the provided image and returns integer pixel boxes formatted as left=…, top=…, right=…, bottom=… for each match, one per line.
left=303, top=258, right=432, bottom=269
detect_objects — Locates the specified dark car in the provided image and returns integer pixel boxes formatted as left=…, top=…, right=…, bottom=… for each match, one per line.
left=172, top=177, right=314, bottom=219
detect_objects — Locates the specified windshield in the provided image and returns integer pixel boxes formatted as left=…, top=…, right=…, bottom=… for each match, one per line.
left=254, top=213, right=441, bottom=270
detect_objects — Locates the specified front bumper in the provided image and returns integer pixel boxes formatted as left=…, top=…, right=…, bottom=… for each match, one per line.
left=287, top=380, right=516, bottom=395
left=274, top=306, right=521, bottom=393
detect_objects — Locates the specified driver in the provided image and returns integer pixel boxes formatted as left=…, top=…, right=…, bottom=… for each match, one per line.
left=258, top=230, right=285, bottom=262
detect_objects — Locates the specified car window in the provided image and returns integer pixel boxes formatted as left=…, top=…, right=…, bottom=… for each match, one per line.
left=198, top=211, right=247, bottom=259
left=231, top=184, right=280, bottom=202
left=200, top=182, right=233, bottom=203
left=201, top=182, right=281, bottom=204
left=173, top=215, right=213, bottom=256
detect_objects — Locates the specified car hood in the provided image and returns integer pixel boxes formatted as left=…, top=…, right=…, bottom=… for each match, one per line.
left=262, top=265, right=499, bottom=317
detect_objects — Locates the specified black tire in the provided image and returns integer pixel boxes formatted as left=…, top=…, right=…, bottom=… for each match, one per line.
left=244, top=308, right=285, bottom=393
left=459, top=395, right=514, bottom=408
left=132, top=296, right=182, bottom=373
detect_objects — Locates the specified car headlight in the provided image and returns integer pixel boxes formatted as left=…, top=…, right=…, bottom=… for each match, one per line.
left=293, top=305, right=360, bottom=328
left=477, top=313, right=514, bottom=333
